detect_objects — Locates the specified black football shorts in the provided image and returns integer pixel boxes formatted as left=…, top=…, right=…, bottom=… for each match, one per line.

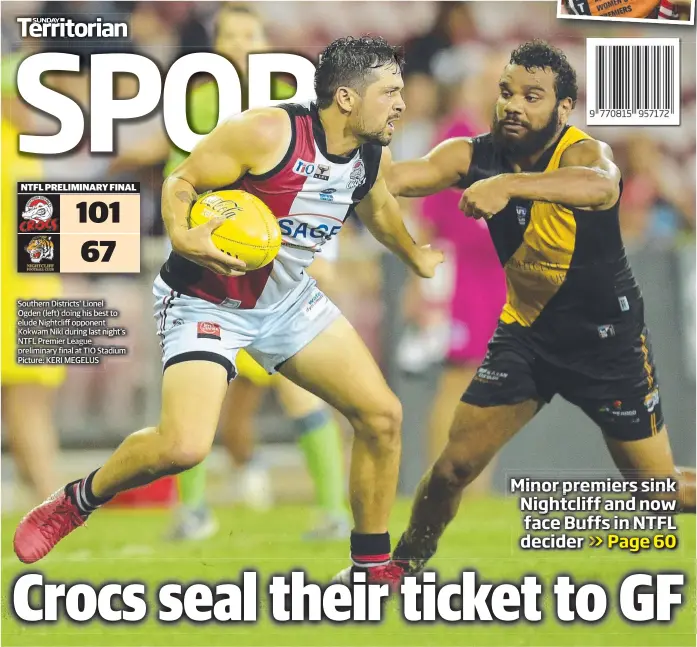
left=461, top=323, right=664, bottom=441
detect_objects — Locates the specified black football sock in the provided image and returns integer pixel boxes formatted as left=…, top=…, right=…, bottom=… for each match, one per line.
left=350, top=531, right=391, bottom=570
left=66, top=469, right=113, bottom=516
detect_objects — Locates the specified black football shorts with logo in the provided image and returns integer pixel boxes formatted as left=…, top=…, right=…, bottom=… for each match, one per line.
left=461, top=322, right=664, bottom=440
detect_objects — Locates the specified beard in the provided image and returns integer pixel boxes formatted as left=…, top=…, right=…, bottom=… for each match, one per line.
left=492, top=105, right=562, bottom=159
left=356, top=114, right=394, bottom=147
left=359, top=127, right=393, bottom=147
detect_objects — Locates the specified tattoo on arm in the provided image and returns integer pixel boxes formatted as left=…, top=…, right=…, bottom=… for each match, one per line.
left=175, top=190, right=197, bottom=204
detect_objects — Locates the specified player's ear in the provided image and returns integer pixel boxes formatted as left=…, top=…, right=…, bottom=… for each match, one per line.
left=558, top=97, right=573, bottom=122
left=335, top=87, right=355, bottom=114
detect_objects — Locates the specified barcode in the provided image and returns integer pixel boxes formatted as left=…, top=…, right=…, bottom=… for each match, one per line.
left=587, top=38, right=680, bottom=126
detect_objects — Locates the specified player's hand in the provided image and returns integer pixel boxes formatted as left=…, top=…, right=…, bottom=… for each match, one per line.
left=171, top=216, right=247, bottom=276
left=410, top=244, right=445, bottom=279
left=459, top=176, right=511, bottom=220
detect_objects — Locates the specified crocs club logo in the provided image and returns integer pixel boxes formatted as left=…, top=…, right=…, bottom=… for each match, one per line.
left=20, top=195, right=58, bottom=232
left=347, top=159, right=366, bottom=189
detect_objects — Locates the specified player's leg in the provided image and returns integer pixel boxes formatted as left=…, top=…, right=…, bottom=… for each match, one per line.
left=169, top=425, right=219, bottom=542
left=221, top=377, right=266, bottom=466
left=89, top=282, right=251, bottom=501
left=604, top=428, right=696, bottom=512
left=168, top=358, right=254, bottom=541
left=14, top=280, right=248, bottom=563
left=275, top=317, right=401, bottom=537
left=168, top=461, right=219, bottom=541
left=168, top=351, right=274, bottom=540
left=426, top=363, right=496, bottom=497
left=274, top=375, right=350, bottom=539
left=91, top=359, right=227, bottom=493
left=175, top=465, right=208, bottom=516
left=393, top=400, right=539, bottom=572
left=583, top=392, right=696, bottom=511
left=219, top=357, right=274, bottom=511
left=14, top=359, right=230, bottom=563
left=220, top=370, right=268, bottom=468
left=430, top=262, right=507, bottom=495
left=580, top=393, right=696, bottom=513
left=169, top=358, right=266, bottom=540
left=573, top=327, right=695, bottom=513
left=2, top=384, right=61, bottom=501
left=89, top=365, right=231, bottom=498
left=288, top=244, right=349, bottom=537
left=392, top=331, right=546, bottom=573
left=428, top=364, right=477, bottom=462
left=249, top=280, right=401, bottom=575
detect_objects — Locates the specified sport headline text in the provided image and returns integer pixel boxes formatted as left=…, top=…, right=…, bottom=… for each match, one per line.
left=11, top=571, right=685, bottom=624
left=15, top=52, right=316, bottom=155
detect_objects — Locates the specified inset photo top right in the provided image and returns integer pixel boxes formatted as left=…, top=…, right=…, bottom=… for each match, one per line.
left=559, top=0, right=694, bottom=24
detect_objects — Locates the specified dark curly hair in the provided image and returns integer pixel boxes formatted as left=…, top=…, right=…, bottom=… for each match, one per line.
left=315, top=36, right=405, bottom=110
left=510, top=40, right=578, bottom=105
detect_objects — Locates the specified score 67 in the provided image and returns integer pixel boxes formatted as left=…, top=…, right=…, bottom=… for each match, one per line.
left=81, top=240, right=116, bottom=263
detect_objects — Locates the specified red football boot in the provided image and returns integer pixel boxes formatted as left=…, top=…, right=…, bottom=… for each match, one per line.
left=334, top=562, right=406, bottom=592
left=14, top=485, right=87, bottom=564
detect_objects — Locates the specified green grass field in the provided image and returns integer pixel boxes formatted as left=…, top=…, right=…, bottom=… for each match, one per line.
left=2, top=497, right=695, bottom=647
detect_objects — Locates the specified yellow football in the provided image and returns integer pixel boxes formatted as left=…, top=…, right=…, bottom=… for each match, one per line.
left=188, top=190, right=282, bottom=270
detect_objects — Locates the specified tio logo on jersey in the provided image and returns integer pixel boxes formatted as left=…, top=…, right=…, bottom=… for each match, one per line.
left=293, top=159, right=331, bottom=181
left=293, top=159, right=317, bottom=177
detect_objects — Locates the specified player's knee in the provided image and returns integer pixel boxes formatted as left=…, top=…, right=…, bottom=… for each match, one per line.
left=162, top=442, right=209, bottom=472
left=435, top=450, right=484, bottom=491
left=352, top=396, right=402, bottom=449
left=155, top=428, right=210, bottom=472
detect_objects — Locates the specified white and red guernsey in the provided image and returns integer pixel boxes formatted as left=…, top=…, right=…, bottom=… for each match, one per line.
left=160, top=102, right=382, bottom=309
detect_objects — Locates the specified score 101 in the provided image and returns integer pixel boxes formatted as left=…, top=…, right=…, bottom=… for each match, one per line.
left=77, top=201, right=121, bottom=224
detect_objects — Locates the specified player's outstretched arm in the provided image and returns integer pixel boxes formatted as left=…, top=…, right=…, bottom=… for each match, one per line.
left=355, top=148, right=444, bottom=278
left=161, top=108, right=290, bottom=276
left=505, top=139, right=621, bottom=211
left=387, top=138, right=473, bottom=198
left=460, top=139, right=621, bottom=219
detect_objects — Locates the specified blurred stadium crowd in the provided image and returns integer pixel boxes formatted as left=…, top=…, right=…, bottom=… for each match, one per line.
left=1, top=1, right=695, bottom=509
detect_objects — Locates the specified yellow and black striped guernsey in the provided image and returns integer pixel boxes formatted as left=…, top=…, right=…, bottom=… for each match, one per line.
left=460, top=125, right=643, bottom=357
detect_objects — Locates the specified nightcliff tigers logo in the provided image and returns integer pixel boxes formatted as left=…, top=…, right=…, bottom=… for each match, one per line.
left=25, top=236, right=55, bottom=263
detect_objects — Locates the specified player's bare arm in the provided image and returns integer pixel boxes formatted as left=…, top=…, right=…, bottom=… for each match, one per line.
left=161, top=108, right=291, bottom=276
left=507, top=138, right=620, bottom=210
left=460, top=139, right=621, bottom=219
left=387, top=138, right=473, bottom=198
left=355, top=148, right=444, bottom=278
